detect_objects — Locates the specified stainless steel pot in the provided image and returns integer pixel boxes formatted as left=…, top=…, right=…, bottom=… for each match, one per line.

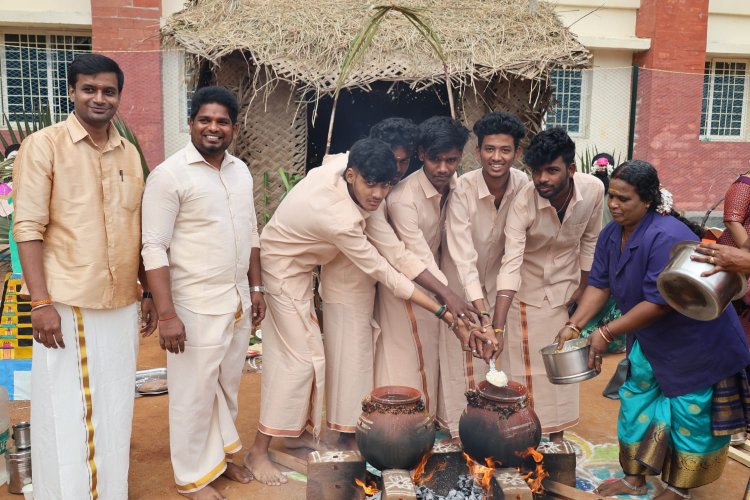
left=540, top=338, right=598, bottom=384
left=657, top=241, right=747, bottom=321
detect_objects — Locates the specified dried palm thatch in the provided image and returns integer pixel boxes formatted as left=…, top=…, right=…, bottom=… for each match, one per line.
left=162, top=0, right=589, bottom=99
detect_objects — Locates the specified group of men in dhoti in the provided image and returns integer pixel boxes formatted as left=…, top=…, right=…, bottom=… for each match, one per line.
left=13, top=52, right=602, bottom=500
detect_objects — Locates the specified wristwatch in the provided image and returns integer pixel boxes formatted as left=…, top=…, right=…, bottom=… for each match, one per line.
left=249, top=285, right=265, bottom=293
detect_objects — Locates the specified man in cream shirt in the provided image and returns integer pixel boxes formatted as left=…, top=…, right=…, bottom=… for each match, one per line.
left=440, top=112, right=529, bottom=436
left=142, top=87, right=260, bottom=499
left=492, top=127, right=603, bottom=442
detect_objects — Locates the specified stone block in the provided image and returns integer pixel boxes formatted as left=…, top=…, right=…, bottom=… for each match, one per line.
left=307, top=450, right=366, bottom=500
left=382, top=469, right=417, bottom=500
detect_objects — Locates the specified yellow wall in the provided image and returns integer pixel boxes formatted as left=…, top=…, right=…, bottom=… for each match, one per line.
left=0, top=0, right=90, bottom=28
left=707, top=0, right=750, bottom=56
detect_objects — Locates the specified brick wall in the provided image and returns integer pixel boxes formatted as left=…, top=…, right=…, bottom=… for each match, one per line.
left=632, top=0, right=750, bottom=211
left=91, top=0, right=164, bottom=170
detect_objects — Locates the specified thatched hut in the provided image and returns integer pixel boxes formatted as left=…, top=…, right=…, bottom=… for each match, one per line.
left=162, top=0, right=589, bottom=220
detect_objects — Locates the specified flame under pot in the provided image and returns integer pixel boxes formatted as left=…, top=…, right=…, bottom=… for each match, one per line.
left=355, top=385, right=436, bottom=471
left=459, top=380, right=541, bottom=467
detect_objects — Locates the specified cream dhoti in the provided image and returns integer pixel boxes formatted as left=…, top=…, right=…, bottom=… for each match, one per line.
left=168, top=302, right=251, bottom=494
left=31, top=303, right=139, bottom=500
left=258, top=290, right=326, bottom=437
left=374, top=283, right=440, bottom=416
left=320, top=253, right=379, bottom=433
left=503, top=298, right=579, bottom=433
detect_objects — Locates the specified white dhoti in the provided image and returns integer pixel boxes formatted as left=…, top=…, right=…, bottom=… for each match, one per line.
left=502, top=298, right=579, bottom=433
left=258, top=291, right=325, bottom=437
left=168, top=303, right=251, bottom=493
left=374, top=284, right=440, bottom=416
left=31, top=303, right=139, bottom=500
left=321, top=255, right=378, bottom=433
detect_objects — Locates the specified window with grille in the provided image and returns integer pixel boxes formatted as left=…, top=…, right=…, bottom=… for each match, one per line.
left=0, top=33, right=92, bottom=126
left=546, top=68, right=587, bottom=136
left=701, top=60, right=748, bottom=139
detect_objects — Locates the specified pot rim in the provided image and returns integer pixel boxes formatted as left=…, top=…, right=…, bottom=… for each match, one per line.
left=476, top=380, right=528, bottom=403
left=370, top=385, right=423, bottom=406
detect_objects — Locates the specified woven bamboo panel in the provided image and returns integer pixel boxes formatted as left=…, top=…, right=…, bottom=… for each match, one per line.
left=216, top=54, right=307, bottom=227
left=458, top=76, right=551, bottom=173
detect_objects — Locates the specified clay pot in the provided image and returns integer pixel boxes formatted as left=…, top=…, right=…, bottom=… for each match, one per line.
left=355, top=385, right=436, bottom=471
left=459, top=380, right=541, bottom=466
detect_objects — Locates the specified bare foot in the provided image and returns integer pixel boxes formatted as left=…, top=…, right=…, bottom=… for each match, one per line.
left=222, top=462, right=253, bottom=483
left=179, top=484, right=226, bottom=500
left=244, top=449, right=288, bottom=486
left=282, top=430, right=319, bottom=450
left=336, top=432, right=357, bottom=451
left=594, top=476, right=647, bottom=496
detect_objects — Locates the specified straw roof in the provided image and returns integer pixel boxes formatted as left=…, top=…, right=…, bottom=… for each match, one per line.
left=162, top=0, right=590, bottom=97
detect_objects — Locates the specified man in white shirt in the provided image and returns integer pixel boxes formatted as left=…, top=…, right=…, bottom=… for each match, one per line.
left=142, top=87, right=261, bottom=499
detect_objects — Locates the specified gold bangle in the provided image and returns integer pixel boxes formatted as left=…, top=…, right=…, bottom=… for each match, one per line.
left=564, top=321, right=581, bottom=334
left=493, top=327, right=504, bottom=334
left=603, top=322, right=615, bottom=339
left=497, top=293, right=514, bottom=301
left=30, top=298, right=52, bottom=308
left=598, top=327, right=613, bottom=343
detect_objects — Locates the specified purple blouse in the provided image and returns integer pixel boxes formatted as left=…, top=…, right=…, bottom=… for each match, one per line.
left=588, top=211, right=750, bottom=397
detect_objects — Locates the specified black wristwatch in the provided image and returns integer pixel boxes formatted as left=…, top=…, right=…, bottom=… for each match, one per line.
left=142, top=291, right=153, bottom=299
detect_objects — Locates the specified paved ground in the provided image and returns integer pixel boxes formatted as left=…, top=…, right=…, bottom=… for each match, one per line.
left=3, top=336, right=748, bottom=499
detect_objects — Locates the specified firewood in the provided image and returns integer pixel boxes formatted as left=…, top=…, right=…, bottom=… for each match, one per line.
left=542, top=479, right=605, bottom=499
left=268, top=448, right=307, bottom=474
left=729, top=446, right=750, bottom=468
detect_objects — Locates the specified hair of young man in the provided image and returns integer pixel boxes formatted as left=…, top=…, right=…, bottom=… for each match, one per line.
left=189, top=86, right=239, bottom=123
left=68, top=53, right=125, bottom=92
left=346, top=138, right=398, bottom=184
left=523, top=127, right=576, bottom=171
left=473, top=112, right=526, bottom=149
left=3, top=144, right=20, bottom=158
left=369, top=117, right=419, bottom=153
left=418, top=115, right=470, bottom=160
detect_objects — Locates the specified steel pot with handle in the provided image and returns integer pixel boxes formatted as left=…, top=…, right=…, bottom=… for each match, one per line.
left=657, top=241, right=747, bottom=321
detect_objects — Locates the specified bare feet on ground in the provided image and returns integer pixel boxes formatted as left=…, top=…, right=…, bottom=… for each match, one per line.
left=222, top=462, right=253, bottom=483
left=282, top=430, right=319, bottom=450
left=244, top=449, right=288, bottom=486
left=178, top=484, right=226, bottom=500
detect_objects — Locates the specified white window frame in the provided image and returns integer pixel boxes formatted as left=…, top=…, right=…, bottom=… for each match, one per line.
left=700, top=58, right=749, bottom=142
left=0, top=29, right=92, bottom=128
left=545, top=68, right=592, bottom=139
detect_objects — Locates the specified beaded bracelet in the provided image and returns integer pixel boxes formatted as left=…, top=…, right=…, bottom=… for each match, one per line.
left=434, top=304, right=447, bottom=318
left=479, top=311, right=491, bottom=317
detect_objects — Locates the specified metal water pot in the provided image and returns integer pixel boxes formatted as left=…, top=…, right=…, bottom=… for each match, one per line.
left=657, top=241, right=747, bottom=321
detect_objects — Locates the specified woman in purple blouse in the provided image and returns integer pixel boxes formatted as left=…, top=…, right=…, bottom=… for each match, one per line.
left=557, top=160, right=750, bottom=499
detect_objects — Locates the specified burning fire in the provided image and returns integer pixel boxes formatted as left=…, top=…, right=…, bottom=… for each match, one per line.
left=463, top=452, right=497, bottom=493
left=411, top=452, right=447, bottom=485
left=354, top=477, right=379, bottom=495
left=516, top=447, right=549, bottom=494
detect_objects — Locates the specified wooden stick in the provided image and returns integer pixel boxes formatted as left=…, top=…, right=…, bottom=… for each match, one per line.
left=543, top=479, right=605, bottom=500
left=729, top=446, right=750, bottom=468
left=268, top=448, right=307, bottom=474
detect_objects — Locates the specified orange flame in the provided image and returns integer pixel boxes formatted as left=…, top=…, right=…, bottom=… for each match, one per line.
left=463, top=452, right=497, bottom=493
left=354, top=478, right=380, bottom=495
left=515, top=446, right=549, bottom=494
left=411, top=452, right=447, bottom=485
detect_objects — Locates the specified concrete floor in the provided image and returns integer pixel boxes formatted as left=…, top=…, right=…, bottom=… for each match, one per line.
left=2, top=336, right=749, bottom=499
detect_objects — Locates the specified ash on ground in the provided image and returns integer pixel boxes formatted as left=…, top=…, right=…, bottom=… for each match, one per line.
left=416, top=474, right=485, bottom=499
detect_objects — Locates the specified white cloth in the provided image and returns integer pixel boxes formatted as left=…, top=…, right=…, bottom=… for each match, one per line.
left=141, top=141, right=259, bottom=315
left=31, top=303, right=138, bottom=500
left=169, top=303, right=251, bottom=493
